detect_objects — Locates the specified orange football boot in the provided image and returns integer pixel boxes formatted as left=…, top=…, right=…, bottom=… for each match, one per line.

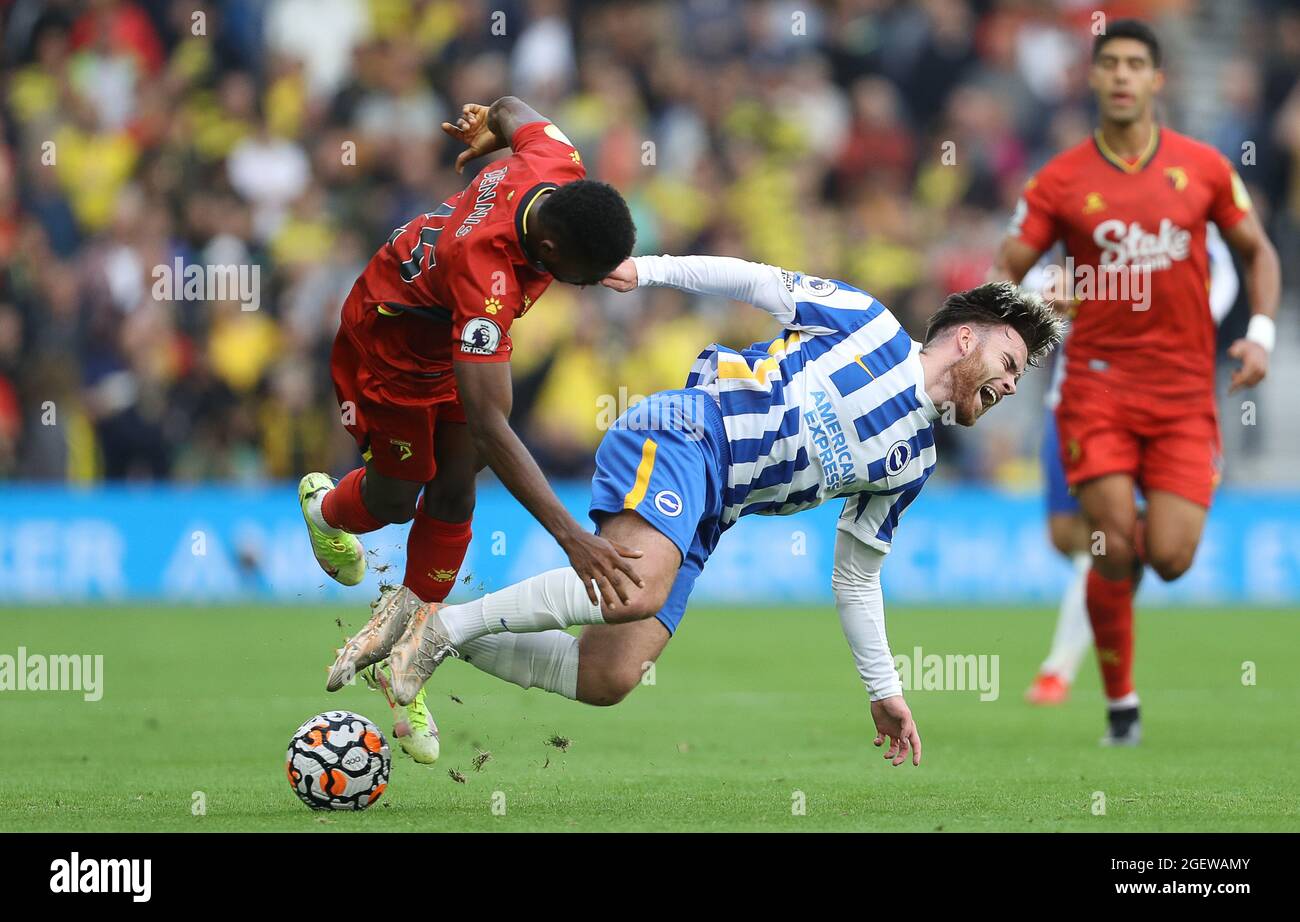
left=1025, top=672, right=1070, bottom=706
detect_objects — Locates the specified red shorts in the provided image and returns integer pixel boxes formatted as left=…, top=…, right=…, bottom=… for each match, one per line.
left=330, top=291, right=465, bottom=484
left=1055, top=373, right=1221, bottom=508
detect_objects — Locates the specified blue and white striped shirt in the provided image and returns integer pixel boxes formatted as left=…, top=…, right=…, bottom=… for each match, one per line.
left=636, top=256, right=940, bottom=553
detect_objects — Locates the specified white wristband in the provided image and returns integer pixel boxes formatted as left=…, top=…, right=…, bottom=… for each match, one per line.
left=1246, top=314, right=1276, bottom=353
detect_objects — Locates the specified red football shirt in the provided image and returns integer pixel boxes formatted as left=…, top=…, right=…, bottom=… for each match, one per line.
left=1011, top=126, right=1251, bottom=400
left=346, top=120, right=586, bottom=375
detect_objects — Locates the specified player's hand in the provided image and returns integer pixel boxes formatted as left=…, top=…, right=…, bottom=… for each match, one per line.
left=870, top=695, right=922, bottom=767
left=441, top=103, right=504, bottom=174
left=560, top=529, right=645, bottom=608
left=1227, top=337, right=1269, bottom=393
left=600, top=258, right=638, bottom=292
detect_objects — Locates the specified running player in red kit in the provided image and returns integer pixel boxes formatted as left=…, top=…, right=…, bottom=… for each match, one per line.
left=297, top=96, right=640, bottom=762
left=991, top=21, right=1280, bottom=745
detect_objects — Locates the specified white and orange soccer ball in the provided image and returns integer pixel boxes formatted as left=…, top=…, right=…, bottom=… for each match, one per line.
left=286, top=710, right=391, bottom=811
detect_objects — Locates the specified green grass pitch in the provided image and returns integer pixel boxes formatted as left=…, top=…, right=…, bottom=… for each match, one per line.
left=1, top=604, right=1297, bottom=832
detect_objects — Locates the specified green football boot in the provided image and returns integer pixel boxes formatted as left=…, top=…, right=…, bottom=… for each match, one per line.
left=363, top=662, right=441, bottom=764
left=298, top=472, right=366, bottom=586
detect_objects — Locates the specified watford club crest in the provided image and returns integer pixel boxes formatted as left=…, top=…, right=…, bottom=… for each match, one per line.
left=1083, top=192, right=1106, bottom=214
left=389, top=438, right=413, bottom=462
left=1164, top=166, right=1189, bottom=191
left=1067, top=439, right=1083, bottom=465
left=429, top=568, right=457, bottom=582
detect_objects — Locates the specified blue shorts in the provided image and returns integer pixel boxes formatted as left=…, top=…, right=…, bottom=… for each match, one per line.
left=588, top=389, right=729, bottom=635
left=1041, top=407, right=1079, bottom=515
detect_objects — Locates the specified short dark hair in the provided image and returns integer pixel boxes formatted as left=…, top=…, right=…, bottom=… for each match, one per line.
left=923, top=282, right=1064, bottom=367
left=1093, top=18, right=1161, bottom=68
left=541, top=179, right=636, bottom=273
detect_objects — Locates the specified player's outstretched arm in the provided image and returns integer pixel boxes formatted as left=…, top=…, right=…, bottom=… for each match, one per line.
left=1221, top=210, right=1281, bottom=393
left=441, top=96, right=551, bottom=174
left=831, top=527, right=921, bottom=767
left=601, top=254, right=797, bottom=323
left=454, top=360, right=645, bottom=608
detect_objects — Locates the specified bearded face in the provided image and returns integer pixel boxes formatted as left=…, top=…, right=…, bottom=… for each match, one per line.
left=947, top=327, right=1026, bottom=426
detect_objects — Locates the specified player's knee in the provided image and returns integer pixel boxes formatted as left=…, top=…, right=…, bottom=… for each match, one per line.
left=1148, top=544, right=1195, bottom=582
left=579, top=664, right=643, bottom=707
left=1048, top=524, right=1076, bottom=558
left=365, top=492, right=419, bottom=525
left=361, top=474, right=423, bottom=524
left=1048, top=515, right=1085, bottom=557
left=1089, top=526, right=1137, bottom=577
left=421, top=482, right=476, bottom=523
left=582, top=683, right=632, bottom=707
left=619, top=581, right=672, bottom=622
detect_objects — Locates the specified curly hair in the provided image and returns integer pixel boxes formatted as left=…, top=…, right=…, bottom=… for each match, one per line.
left=540, top=179, right=636, bottom=278
left=923, top=282, right=1065, bottom=366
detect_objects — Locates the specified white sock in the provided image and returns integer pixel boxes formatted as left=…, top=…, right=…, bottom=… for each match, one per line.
left=439, top=568, right=605, bottom=647
left=1041, top=552, right=1093, bottom=682
left=307, top=491, right=342, bottom=536
left=458, top=631, right=579, bottom=699
left=1108, top=691, right=1140, bottom=710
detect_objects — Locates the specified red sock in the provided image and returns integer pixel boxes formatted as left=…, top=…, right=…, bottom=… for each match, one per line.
left=403, top=500, right=472, bottom=603
left=321, top=468, right=385, bottom=534
left=1086, top=568, right=1135, bottom=701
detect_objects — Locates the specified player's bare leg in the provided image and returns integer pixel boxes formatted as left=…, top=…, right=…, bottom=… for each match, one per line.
left=585, top=509, right=681, bottom=622
left=357, top=460, right=425, bottom=525
left=1080, top=474, right=1141, bottom=579
left=576, top=617, right=672, bottom=706
left=1078, top=474, right=1142, bottom=745
left=1026, top=511, right=1094, bottom=705
left=1142, top=489, right=1208, bottom=583
left=386, top=509, right=679, bottom=704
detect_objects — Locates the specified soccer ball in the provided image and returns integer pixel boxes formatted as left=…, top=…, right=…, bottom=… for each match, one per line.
left=286, top=710, right=391, bottom=811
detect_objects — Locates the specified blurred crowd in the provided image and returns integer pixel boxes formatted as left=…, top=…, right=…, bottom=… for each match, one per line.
left=1, top=0, right=1298, bottom=486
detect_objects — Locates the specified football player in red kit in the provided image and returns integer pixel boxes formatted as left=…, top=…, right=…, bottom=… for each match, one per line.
left=298, top=96, right=640, bottom=761
left=990, top=21, right=1280, bottom=744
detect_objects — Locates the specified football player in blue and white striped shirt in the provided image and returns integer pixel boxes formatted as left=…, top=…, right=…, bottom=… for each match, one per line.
left=331, top=255, right=1062, bottom=766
